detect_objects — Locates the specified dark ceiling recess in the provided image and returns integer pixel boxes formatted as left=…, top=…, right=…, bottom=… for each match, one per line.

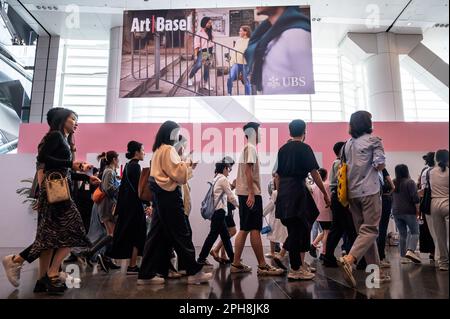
left=6, top=5, right=37, bottom=45
left=386, top=0, right=413, bottom=32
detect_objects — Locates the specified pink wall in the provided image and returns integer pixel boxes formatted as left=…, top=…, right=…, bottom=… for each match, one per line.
left=18, top=122, right=449, bottom=170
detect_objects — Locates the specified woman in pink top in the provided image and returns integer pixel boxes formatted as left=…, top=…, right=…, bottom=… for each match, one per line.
left=310, top=168, right=332, bottom=260
left=188, top=17, right=214, bottom=91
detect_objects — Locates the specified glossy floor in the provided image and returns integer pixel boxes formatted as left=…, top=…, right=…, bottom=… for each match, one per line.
left=0, top=247, right=448, bottom=299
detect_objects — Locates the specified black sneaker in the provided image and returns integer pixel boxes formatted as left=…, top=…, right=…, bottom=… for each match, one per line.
left=33, top=278, right=46, bottom=293
left=42, top=274, right=65, bottom=295
left=309, top=245, right=317, bottom=258
left=97, top=255, right=109, bottom=273
left=104, top=256, right=121, bottom=270
left=126, top=266, right=140, bottom=275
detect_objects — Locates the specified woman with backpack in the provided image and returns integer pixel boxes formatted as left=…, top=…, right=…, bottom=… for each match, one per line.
left=197, top=157, right=239, bottom=266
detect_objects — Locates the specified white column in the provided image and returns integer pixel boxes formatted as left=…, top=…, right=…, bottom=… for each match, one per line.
left=364, top=33, right=404, bottom=121
left=105, top=26, right=131, bottom=123
left=340, top=33, right=425, bottom=121
left=29, top=36, right=60, bottom=123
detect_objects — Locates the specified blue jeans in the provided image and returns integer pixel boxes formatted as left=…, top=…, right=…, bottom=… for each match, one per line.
left=227, top=64, right=251, bottom=95
left=394, top=214, right=420, bottom=257
left=189, top=52, right=209, bottom=83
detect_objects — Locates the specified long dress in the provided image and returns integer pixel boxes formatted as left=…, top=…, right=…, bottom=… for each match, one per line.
left=109, top=159, right=147, bottom=259
left=29, top=131, right=90, bottom=260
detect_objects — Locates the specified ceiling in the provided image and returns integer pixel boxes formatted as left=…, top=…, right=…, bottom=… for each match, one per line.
left=6, top=0, right=450, bottom=49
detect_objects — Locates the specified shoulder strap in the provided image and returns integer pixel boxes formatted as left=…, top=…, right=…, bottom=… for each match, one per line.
left=341, top=141, right=348, bottom=164
left=212, top=176, right=226, bottom=209
left=124, top=164, right=137, bottom=194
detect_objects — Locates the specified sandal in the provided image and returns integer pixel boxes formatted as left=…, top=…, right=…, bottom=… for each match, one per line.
left=209, top=250, right=223, bottom=264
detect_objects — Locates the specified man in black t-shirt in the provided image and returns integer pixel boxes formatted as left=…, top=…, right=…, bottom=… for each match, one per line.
left=274, top=119, right=330, bottom=281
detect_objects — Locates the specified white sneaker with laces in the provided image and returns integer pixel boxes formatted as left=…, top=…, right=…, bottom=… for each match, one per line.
left=137, top=277, right=165, bottom=285
left=257, top=264, right=284, bottom=276
left=405, top=250, right=422, bottom=264
left=187, top=271, right=213, bottom=285
left=288, top=269, right=315, bottom=281
left=2, top=255, right=22, bottom=287
left=188, top=78, right=194, bottom=86
left=304, top=262, right=316, bottom=273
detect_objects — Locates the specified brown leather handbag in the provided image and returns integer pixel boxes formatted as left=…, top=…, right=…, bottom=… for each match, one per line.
left=45, top=172, right=71, bottom=204
left=138, top=167, right=152, bottom=202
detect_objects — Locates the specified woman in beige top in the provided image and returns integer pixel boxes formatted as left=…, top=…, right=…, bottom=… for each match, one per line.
left=430, top=149, right=449, bottom=271
left=138, top=121, right=212, bottom=285
left=227, top=26, right=252, bottom=95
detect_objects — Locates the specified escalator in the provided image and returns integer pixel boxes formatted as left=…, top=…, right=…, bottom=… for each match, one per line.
left=0, top=1, right=36, bottom=154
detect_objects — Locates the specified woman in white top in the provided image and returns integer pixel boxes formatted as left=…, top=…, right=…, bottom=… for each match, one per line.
left=188, top=17, right=215, bottom=91
left=226, top=25, right=252, bottom=95
left=198, top=157, right=239, bottom=265
left=430, top=149, right=449, bottom=271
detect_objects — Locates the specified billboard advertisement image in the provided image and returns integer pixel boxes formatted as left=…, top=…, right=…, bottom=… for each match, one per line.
left=120, top=6, right=314, bottom=98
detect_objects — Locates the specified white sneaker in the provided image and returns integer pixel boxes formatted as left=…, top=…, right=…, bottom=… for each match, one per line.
left=401, top=257, right=412, bottom=264
left=188, top=78, right=194, bottom=86
left=137, top=277, right=165, bottom=285
left=374, top=272, right=391, bottom=284
left=439, top=264, right=449, bottom=271
left=187, top=271, right=213, bottom=285
left=257, top=264, right=284, bottom=276
left=231, top=263, right=252, bottom=273
left=380, top=259, right=391, bottom=268
left=2, top=255, right=22, bottom=287
left=288, top=269, right=315, bottom=281
left=405, top=250, right=422, bottom=264
left=203, top=82, right=214, bottom=91
left=304, top=262, right=316, bottom=273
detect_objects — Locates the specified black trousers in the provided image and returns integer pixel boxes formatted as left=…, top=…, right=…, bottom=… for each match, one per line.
left=177, top=214, right=192, bottom=272
left=281, top=217, right=310, bottom=270
left=198, top=209, right=234, bottom=262
left=138, top=182, right=202, bottom=279
left=377, top=195, right=392, bottom=260
left=325, top=191, right=357, bottom=263
left=19, top=245, right=35, bottom=264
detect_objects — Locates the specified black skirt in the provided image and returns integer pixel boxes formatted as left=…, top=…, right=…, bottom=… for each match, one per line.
left=29, top=170, right=90, bottom=260
left=276, top=176, right=319, bottom=227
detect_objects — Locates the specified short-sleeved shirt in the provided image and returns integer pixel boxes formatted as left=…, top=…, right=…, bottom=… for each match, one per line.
left=275, top=140, right=319, bottom=179
left=344, top=134, right=386, bottom=199
left=236, top=143, right=261, bottom=196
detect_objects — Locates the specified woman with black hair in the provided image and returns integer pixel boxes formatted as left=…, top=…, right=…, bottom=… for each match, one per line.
left=109, top=141, right=148, bottom=275
left=197, top=157, right=239, bottom=266
left=392, top=164, right=421, bottom=264
left=188, top=16, right=215, bottom=91
left=27, top=108, right=91, bottom=294
left=418, top=152, right=437, bottom=261
left=81, top=151, right=121, bottom=272
left=138, top=121, right=212, bottom=285
left=430, top=149, right=449, bottom=271
left=338, top=111, right=390, bottom=287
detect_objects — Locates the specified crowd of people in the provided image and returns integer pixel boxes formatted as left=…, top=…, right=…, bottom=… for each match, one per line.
left=1, top=108, right=448, bottom=295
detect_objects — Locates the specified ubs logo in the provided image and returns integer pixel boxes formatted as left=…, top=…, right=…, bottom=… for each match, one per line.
left=131, top=16, right=192, bottom=33
left=267, top=76, right=307, bottom=89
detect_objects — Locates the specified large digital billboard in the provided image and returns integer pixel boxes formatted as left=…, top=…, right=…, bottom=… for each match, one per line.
left=120, top=6, right=314, bottom=98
